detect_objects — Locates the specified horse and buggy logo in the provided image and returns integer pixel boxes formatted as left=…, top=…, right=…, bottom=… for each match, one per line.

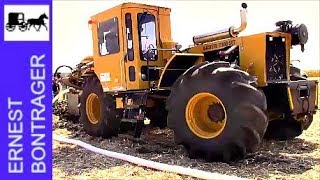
left=5, top=12, right=48, bottom=32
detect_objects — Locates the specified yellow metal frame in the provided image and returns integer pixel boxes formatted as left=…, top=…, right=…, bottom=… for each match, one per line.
left=188, top=32, right=291, bottom=87
left=87, top=2, right=294, bottom=92
left=287, top=87, right=294, bottom=110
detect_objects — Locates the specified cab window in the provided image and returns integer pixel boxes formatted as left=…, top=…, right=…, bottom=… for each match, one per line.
left=98, top=17, right=120, bottom=56
left=125, top=13, right=134, bottom=61
left=137, top=13, right=157, bottom=61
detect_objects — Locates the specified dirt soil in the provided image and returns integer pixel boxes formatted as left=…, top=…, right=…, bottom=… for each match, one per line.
left=53, top=78, right=320, bottom=180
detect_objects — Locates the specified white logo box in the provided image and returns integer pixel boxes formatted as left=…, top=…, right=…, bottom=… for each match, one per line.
left=4, top=5, right=50, bottom=41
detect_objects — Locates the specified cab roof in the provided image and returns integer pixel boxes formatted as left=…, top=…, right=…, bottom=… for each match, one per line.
left=91, top=2, right=171, bottom=19
left=121, top=2, right=170, bottom=10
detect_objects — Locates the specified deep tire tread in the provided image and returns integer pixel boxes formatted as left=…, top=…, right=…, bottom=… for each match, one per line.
left=264, top=119, right=303, bottom=141
left=167, top=63, right=268, bottom=162
left=79, top=75, right=120, bottom=138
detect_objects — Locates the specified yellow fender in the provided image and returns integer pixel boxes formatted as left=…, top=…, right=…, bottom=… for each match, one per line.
left=157, top=53, right=204, bottom=89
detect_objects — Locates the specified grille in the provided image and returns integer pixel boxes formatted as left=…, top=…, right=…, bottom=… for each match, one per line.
left=265, top=35, right=287, bottom=81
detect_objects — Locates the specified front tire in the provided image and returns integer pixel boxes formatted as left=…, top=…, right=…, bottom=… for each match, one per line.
left=79, top=75, right=121, bottom=138
left=166, top=63, right=268, bottom=162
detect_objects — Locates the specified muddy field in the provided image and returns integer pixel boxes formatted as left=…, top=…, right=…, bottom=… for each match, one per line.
left=53, top=77, right=320, bottom=180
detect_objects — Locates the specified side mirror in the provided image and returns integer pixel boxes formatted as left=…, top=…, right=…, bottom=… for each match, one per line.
left=175, top=44, right=182, bottom=50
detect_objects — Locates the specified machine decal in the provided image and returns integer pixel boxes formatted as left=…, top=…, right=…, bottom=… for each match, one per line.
left=203, top=39, right=236, bottom=51
left=112, top=86, right=125, bottom=91
left=100, top=72, right=111, bottom=82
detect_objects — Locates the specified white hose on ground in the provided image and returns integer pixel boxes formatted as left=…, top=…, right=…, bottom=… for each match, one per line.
left=52, top=88, right=247, bottom=180
left=53, top=134, right=246, bottom=180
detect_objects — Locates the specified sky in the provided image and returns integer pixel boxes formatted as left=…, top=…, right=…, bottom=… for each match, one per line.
left=53, top=0, right=320, bottom=72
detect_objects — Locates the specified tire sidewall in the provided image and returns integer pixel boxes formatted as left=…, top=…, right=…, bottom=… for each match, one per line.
left=171, top=73, right=244, bottom=148
left=80, top=76, right=108, bottom=136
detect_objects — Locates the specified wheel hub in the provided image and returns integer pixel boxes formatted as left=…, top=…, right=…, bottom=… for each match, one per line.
left=207, top=102, right=225, bottom=123
left=185, top=92, right=227, bottom=139
left=86, top=93, right=101, bottom=124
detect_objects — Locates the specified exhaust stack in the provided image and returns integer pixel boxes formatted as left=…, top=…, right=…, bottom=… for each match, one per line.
left=193, top=3, right=248, bottom=44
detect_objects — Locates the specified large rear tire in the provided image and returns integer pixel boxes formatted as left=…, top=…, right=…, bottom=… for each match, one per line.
left=79, top=75, right=121, bottom=138
left=290, top=65, right=308, bottom=80
left=264, top=114, right=313, bottom=140
left=166, top=63, right=268, bottom=162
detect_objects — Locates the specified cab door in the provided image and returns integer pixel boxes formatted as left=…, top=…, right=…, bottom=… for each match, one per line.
left=121, top=10, right=136, bottom=90
left=92, top=10, right=127, bottom=92
left=121, top=7, right=160, bottom=90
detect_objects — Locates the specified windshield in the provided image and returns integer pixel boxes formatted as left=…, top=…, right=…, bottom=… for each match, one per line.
left=137, top=13, right=157, bottom=61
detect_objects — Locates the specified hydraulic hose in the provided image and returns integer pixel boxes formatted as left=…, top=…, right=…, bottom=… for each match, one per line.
left=54, top=65, right=73, bottom=78
left=52, top=89, right=246, bottom=180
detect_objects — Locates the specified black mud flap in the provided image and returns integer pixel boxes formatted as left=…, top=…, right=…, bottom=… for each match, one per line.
left=287, top=80, right=318, bottom=115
